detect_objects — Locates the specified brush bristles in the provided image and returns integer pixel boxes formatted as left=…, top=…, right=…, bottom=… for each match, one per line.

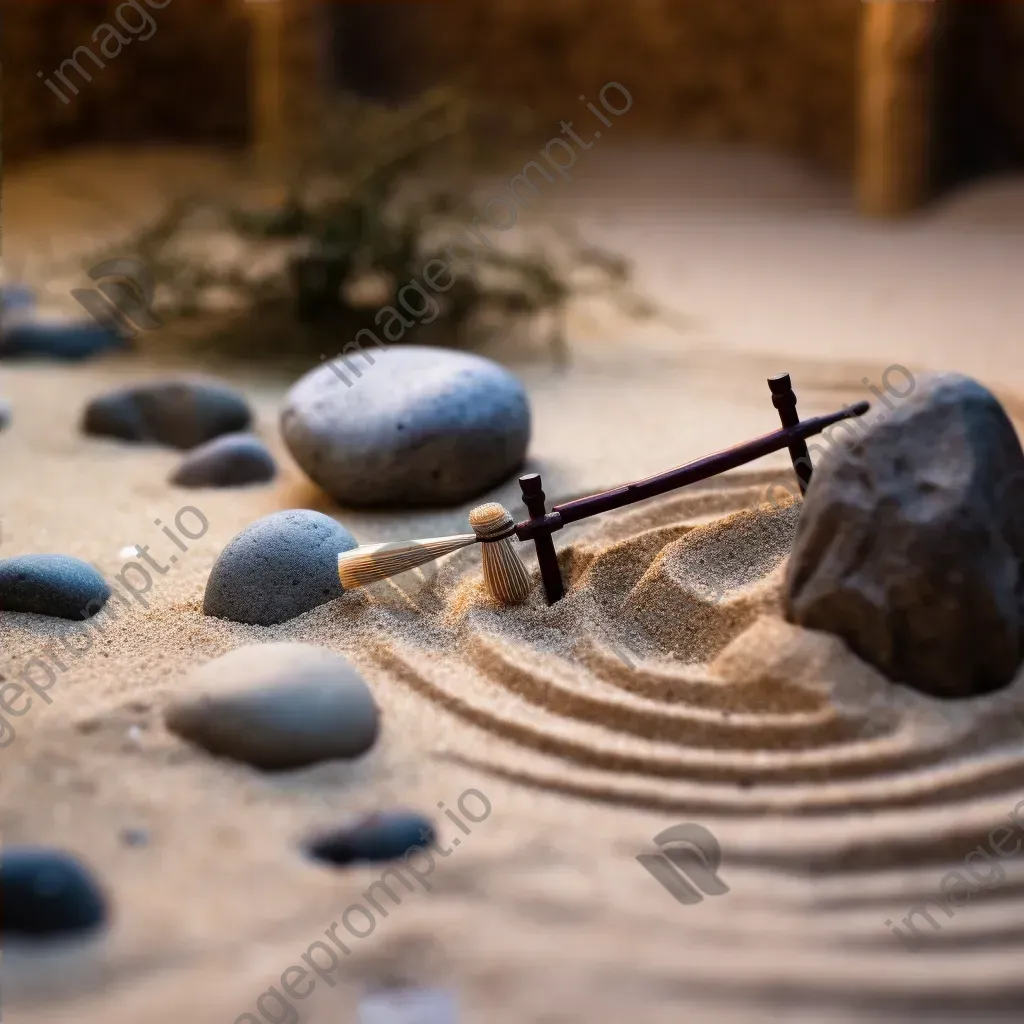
left=338, top=534, right=477, bottom=590
left=469, top=503, right=532, bottom=605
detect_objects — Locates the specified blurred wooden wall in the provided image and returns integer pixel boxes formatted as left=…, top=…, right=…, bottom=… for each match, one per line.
left=3, top=0, right=250, bottom=164
left=6, top=0, right=1024, bottom=217
left=5, top=0, right=861, bottom=173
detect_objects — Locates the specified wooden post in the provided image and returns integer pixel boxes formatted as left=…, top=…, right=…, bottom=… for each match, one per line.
left=768, top=374, right=812, bottom=494
left=243, top=0, right=287, bottom=176
left=519, top=474, right=564, bottom=605
left=856, top=1, right=940, bottom=217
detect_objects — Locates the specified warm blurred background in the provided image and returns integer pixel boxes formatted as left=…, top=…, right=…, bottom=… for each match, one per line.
left=6, top=0, right=1024, bottom=204
left=4, top=0, right=1024, bottom=379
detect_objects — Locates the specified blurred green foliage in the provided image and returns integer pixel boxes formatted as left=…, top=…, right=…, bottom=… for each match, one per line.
left=81, top=88, right=664, bottom=366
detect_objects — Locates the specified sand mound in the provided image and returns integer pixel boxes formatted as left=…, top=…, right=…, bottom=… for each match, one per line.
left=352, top=482, right=1024, bottom=813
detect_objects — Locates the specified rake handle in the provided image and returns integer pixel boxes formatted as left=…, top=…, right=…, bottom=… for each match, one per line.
left=514, top=401, right=869, bottom=541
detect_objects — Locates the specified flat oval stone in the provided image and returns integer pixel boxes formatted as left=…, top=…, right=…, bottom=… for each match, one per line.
left=2, top=847, right=108, bottom=937
left=280, top=346, right=531, bottom=506
left=82, top=377, right=252, bottom=449
left=0, top=555, right=110, bottom=620
left=358, top=988, right=459, bottom=1024
left=203, top=509, right=356, bottom=625
left=169, top=433, right=276, bottom=488
left=1, top=322, right=126, bottom=362
left=164, top=643, right=379, bottom=770
left=305, top=810, right=435, bottom=865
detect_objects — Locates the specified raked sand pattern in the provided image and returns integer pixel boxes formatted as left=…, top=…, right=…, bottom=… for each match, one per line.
left=8, top=146, right=1024, bottom=1024
left=6, top=452, right=1024, bottom=1021
left=350, top=473, right=1024, bottom=1019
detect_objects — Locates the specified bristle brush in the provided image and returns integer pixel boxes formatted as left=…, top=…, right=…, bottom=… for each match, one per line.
left=337, top=502, right=532, bottom=605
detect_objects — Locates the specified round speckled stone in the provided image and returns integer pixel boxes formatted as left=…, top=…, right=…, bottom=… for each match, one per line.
left=280, top=346, right=530, bottom=507
left=202, top=509, right=357, bottom=625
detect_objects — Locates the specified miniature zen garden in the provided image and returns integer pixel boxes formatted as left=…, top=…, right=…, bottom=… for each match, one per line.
left=5, top=91, right=1024, bottom=1024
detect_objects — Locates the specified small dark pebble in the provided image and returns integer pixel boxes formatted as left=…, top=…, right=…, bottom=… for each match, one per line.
left=119, top=828, right=149, bottom=848
left=0, top=398, right=10, bottom=431
left=305, top=811, right=435, bottom=866
left=0, top=555, right=111, bottom=620
left=0, top=322, right=127, bottom=362
left=169, top=432, right=276, bottom=488
left=82, top=378, right=252, bottom=449
left=1, top=847, right=108, bottom=938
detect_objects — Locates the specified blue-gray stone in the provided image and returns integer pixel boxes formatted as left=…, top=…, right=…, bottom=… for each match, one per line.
left=170, top=433, right=276, bottom=488
left=0, top=398, right=9, bottom=432
left=1, top=282, right=36, bottom=320
left=0, top=322, right=126, bottom=362
left=164, top=643, right=379, bottom=769
left=2, top=847, right=108, bottom=938
left=280, top=346, right=531, bottom=506
left=0, top=555, right=110, bottom=620
left=305, top=811, right=435, bottom=865
left=203, top=509, right=357, bottom=625
left=82, top=378, right=252, bottom=449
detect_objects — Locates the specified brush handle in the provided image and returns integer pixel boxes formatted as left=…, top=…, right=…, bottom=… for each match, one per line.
left=337, top=534, right=477, bottom=589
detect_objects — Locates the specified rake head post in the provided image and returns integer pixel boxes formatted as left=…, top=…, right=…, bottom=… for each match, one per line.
left=519, top=473, right=564, bottom=605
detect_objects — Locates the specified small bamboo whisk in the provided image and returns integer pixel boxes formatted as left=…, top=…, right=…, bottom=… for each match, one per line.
left=468, top=502, right=532, bottom=605
left=337, top=502, right=533, bottom=606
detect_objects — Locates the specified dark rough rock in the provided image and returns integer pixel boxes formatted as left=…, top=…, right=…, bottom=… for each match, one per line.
left=1, top=847, right=108, bottom=938
left=785, top=372, right=1024, bottom=699
left=0, top=555, right=111, bottom=620
left=0, top=322, right=127, bottom=362
left=203, top=509, right=357, bottom=626
left=280, top=346, right=531, bottom=507
left=82, top=378, right=252, bottom=449
left=164, top=643, right=379, bottom=770
left=305, top=811, right=435, bottom=865
left=169, top=433, right=276, bottom=488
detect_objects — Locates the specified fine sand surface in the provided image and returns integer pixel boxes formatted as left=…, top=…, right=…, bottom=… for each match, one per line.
left=4, top=144, right=1024, bottom=1023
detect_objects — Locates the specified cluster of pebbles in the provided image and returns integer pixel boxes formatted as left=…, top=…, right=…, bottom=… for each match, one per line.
left=1, top=332, right=531, bottom=941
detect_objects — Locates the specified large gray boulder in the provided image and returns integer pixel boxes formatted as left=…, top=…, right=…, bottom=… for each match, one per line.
left=280, top=346, right=531, bottom=506
left=785, top=373, right=1024, bottom=699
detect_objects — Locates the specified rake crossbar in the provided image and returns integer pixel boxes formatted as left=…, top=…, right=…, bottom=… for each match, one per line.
left=336, top=389, right=871, bottom=605
left=514, top=401, right=869, bottom=541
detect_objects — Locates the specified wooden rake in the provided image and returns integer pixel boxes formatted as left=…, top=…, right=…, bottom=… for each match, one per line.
left=338, top=374, right=869, bottom=606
